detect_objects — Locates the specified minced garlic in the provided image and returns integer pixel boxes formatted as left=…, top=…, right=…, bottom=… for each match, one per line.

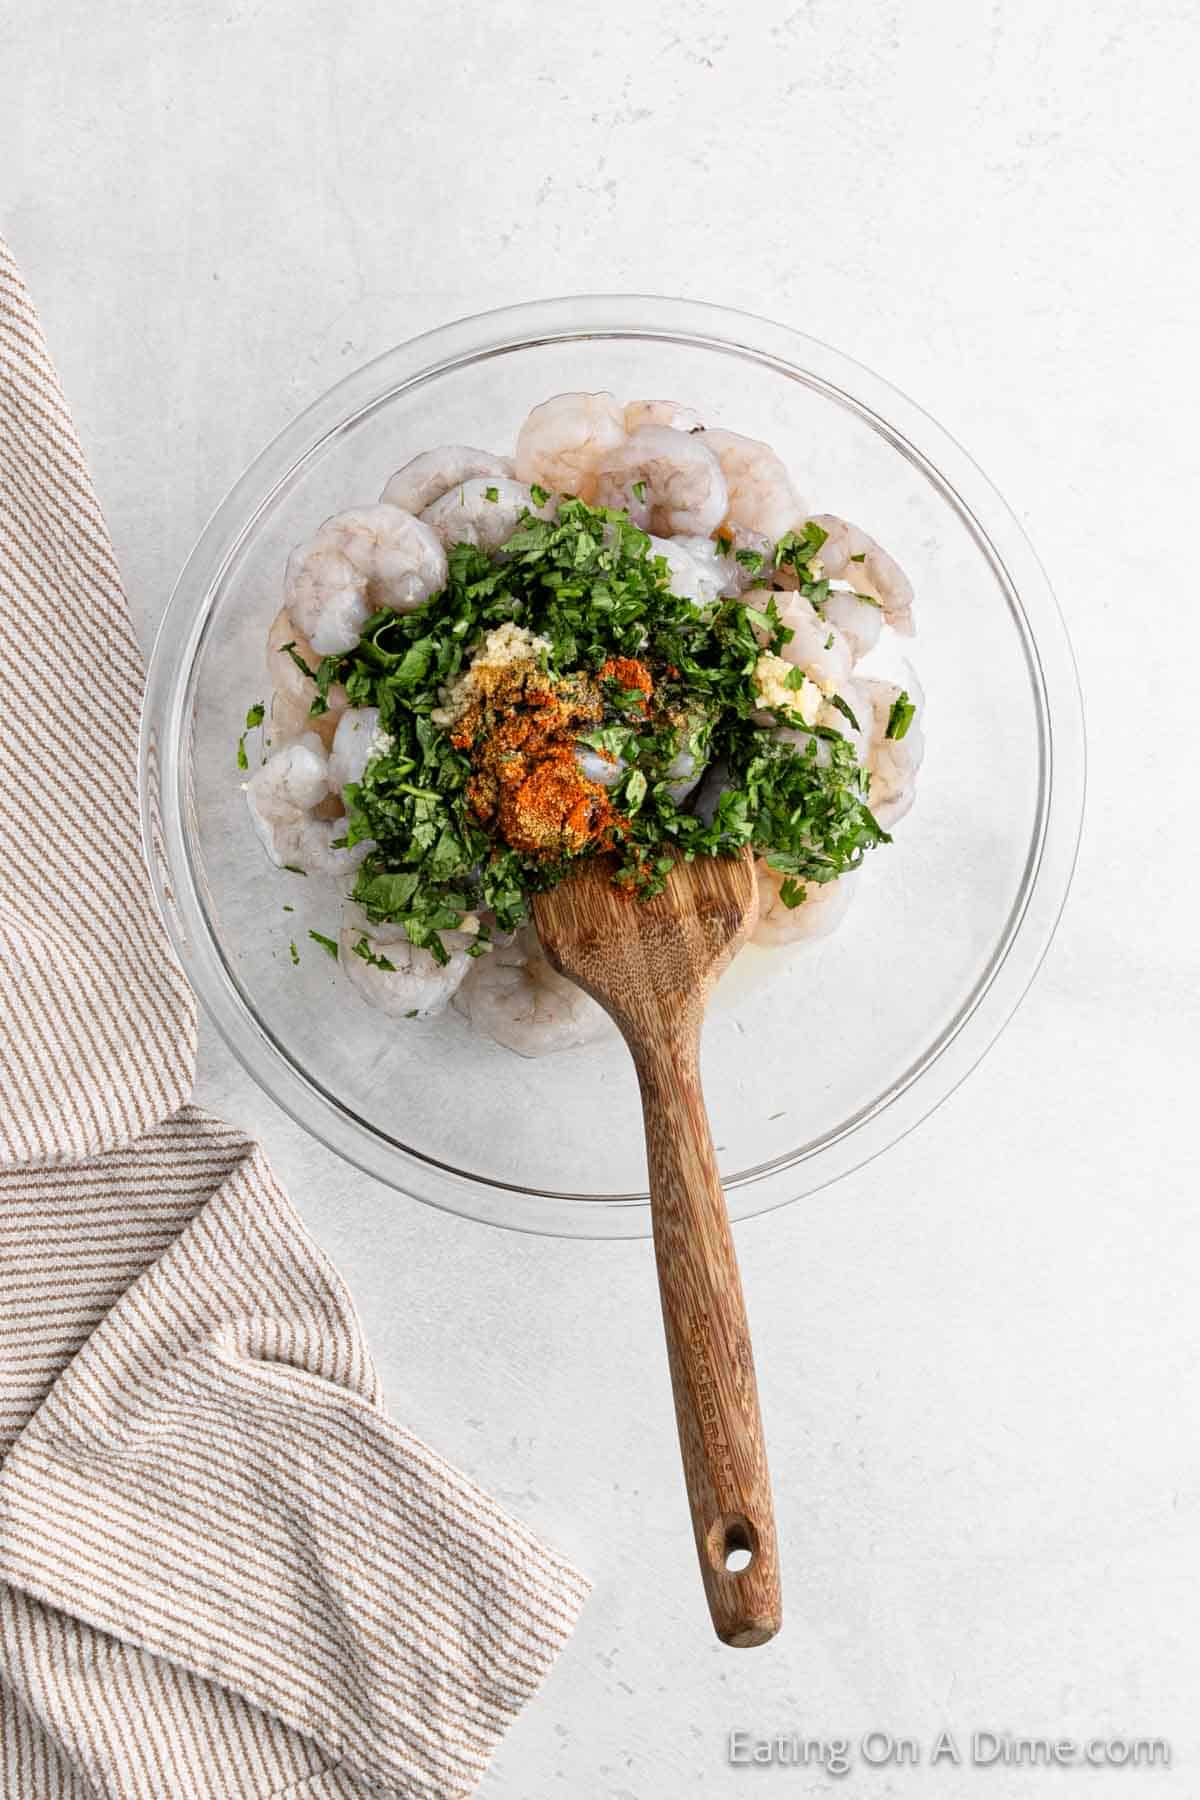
left=431, top=623, right=552, bottom=727
left=753, top=653, right=823, bottom=726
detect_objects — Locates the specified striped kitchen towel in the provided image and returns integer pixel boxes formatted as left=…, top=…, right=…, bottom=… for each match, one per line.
left=0, top=236, right=588, bottom=1799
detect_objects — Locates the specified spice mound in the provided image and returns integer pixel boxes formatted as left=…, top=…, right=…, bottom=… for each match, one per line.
left=448, top=636, right=626, bottom=859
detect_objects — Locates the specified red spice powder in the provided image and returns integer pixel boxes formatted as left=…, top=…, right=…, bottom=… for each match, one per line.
left=598, top=656, right=653, bottom=714
left=455, top=658, right=627, bottom=860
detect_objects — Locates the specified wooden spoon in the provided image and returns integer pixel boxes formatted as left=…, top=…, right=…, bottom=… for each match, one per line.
left=534, top=846, right=781, bottom=1647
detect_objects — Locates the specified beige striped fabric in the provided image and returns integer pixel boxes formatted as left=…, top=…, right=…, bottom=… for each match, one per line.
left=0, top=238, right=588, bottom=1798
left=0, top=239, right=195, bottom=1166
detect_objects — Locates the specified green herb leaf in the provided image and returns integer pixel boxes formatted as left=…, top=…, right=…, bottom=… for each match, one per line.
left=351, top=935, right=396, bottom=971
left=308, top=929, right=339, bottom=960
left=885, top=690, right=916, bottom=741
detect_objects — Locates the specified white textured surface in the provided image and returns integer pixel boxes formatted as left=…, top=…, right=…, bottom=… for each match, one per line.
left=4, top=1, right=1199, bottom=1793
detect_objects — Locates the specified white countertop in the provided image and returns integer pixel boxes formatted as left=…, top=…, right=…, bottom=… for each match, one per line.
left=5, top=1, right=1199, bottom=1792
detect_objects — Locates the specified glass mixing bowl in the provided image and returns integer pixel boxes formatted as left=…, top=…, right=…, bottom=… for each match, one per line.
left=140, top=296, right=1084, bottom=1237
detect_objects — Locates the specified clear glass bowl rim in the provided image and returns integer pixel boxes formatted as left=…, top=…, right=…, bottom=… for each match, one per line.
left=139, top=294, right=1086, bottom=1238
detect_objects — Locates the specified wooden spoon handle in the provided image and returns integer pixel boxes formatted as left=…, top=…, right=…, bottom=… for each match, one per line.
left=633, top=1031, right=781, bottom=1648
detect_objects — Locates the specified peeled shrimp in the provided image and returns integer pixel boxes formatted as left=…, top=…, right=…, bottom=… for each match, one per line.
left=328, top=707, right=386, bottom=794
left=769, top=591, right=855, bottom=693
left=265, top=607, right=348, bottom=748
left=623, top=398, right=702, bottom=434
left=285, top=503, right=447, bottom=657
left=672, top=531, right=773, bottom=600
left=647, top=535, right=727, bottom=607
left=337, top=904, right=477, bottom=1020
left=245, top=733, right=371, bottom=876
left=573, top=745, right=625, bottom=789
left=863, top=675, right=926, bottom=828
left=594, top=427, right=728, bottom=536
left=513, top=391, right=626, bottom=501
left=751, top=861, right=855, bottom=948
left=763, top=676, right=873, bottom=766
left=806, top=514, right=914, bottom=637
left=697, top=428, right=804, bottom=539
left=453, top=927, right=613, bottom=1058
left=267, top=687, right=338, bottom=753
left=380, top=446, right=513, bottom=515
left=421, top=477, right=555, bottom=553
left=820, top=588, right=883, bottom=663
left=817, top=676, right=874, bottom=762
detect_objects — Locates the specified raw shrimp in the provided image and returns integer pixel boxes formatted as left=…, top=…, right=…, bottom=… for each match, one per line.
left=594, top=427, right=728, bottom=536
left=328, top=706, right=386, bottom=794
left=266, top=607, right=348, bottom=735
left=285, top=503, right=447, bottom=657
left=697, top=428, right=804, bottom=539
left=573, top=745, right=625, bottom=789
left=380, top=446, right=514, bottom=515
left=513, top=391, right=626, bottom=501
left=761, top=675, right=874, bottom=763
left=814, top=676, right=874, bottom=762
left=623, top=398, right=702, bottom=434
left=338, top=904, right=477, bottom=1020
left=647, top=535, right=727, bottom=606
left=664, top=744, right=705, bottom=803
left=863, top=675, right=926, bottom=828
left=267, top=687, right=338, bottom=753
left=806, top=514, right=914, bottom=637
left=453, top=927, right=613, bottom=1058
left=421, top=477, right=555, bottom=553
left=751, top=861, right=855, bottom=948
left=821, top=587, right=883, bottom=663
left=672, top=530, right=774, bottom=599
left=769, top=591, right=856, bottom=693
left=245, top=733, right=371, bottom=876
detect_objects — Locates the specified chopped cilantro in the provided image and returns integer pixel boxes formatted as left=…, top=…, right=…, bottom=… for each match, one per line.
left=282, top=864, right=307, bottom=876
left=351, top=935, right=396, bottom=971
left=288, top=940, right=300, bottom=964
left=484, top=486, right=499, bottom=503
left=250, top=496, right=890, bottom=949
left=885, top=690, right=916, bottom=741
left=236, top=699, right=266, bottom=769
left=827, top=692, right=861, bottom=732
left=308, top=929, right=339, bottom=960
left=849, top=551, right=866, bottom=563
left=631, top=479, right=647, bottom=503
left=529, top=482, right=549, bottom=506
